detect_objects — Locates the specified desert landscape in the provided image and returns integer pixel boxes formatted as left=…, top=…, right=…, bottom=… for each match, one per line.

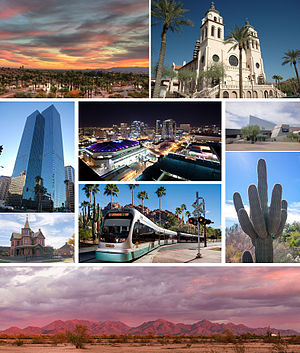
left=0, top=340, right=300, bottom=353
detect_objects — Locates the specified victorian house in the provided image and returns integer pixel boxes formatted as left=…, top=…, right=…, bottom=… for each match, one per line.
left=10, top=217, right=46, bottom=257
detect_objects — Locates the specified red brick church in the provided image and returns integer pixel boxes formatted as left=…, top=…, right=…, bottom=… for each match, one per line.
left=10, top=217, right=46, bottom=257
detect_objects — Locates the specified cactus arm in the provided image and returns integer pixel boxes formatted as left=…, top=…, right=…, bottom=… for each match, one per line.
left=268, top=184, right=282, bottom=234
left=274, top=208, right=288, bottom=239
left=248, top=184, right=268, bottom=239
left=233, top=192, right=245, bottom=213
left=237, top=208, right=258, bottom=240
left=257, top=159, right=268, bottom=218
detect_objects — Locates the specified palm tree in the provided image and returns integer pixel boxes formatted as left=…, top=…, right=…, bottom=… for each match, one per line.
left=82, top=184, right=93, bottom=205
left=137, top=191, right=149, bottom=214
left=272, top=75, right=283, bottom=97
left=180, top=203, right=186, bottom=224
left=155, top=186, right=166, bottom=224
left=225, top=24, right=250, bottom=98
left=129, top=184, right=139, bottom=205
left=175, top=207, right=181, bottom=221
left=185, top=210, right=191, bottom=231
left=104, top=184, right=119, bottom=208
left=152, top=0, right=193, bottom=98
left=282, top=50, right=300, bottom=93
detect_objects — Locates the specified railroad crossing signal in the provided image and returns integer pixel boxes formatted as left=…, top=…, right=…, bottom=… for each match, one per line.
left=189, top=216, right=213, bottom=225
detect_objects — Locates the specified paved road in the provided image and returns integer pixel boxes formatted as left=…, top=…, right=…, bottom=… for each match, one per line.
left=79, top=242, right=221, bottom=263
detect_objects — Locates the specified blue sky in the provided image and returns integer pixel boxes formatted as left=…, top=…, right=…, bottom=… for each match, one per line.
left=152, top=0, right=300, bottom=81
left=226, top=101, right=300, bottom=129
left=0, top=102, right=75, bottom=176
left=79, top=184, right=221, bottom=228
left=226, top=152, right=300, bottom=227
left=0, top=214, right=74, bottom=248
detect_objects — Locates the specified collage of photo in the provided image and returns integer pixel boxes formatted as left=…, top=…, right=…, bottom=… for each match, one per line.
left=0, top=0, right=299, bottom=352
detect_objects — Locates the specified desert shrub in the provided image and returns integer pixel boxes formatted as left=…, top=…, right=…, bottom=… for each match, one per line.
left=233, top=342, right=246, bottom=353
left=12, top=339, right=24, bottom=346
left=271, top=339, right=289, bottom=353
left=52, top=332, right=67, bottom=345
left=32, top=335, right=45, bottom=344
left=66, top=325, right=90, bottom=349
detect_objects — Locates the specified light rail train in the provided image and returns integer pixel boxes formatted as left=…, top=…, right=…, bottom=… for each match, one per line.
left=95, top=207, right=202, bottom=262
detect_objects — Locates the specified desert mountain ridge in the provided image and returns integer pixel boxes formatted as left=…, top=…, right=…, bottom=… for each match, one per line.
left=0, top=318, right=298, bottom=336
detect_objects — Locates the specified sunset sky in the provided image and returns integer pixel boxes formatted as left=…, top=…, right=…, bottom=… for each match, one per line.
left=0, top=0, right=149, bottom=69
left=0, top=267, right=299, bottom=331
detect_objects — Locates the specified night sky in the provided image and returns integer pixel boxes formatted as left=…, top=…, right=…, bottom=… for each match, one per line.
left=79, top=101, right=221, bottom=127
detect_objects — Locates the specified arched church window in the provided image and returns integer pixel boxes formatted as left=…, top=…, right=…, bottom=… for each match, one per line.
left=256, top=42, right=258, bottom=49
left=223, top=91, right=229, bottom=98
left=214, top=16, right=217, bottom=21
left=218, top=28, right=221, bottom=38
left=256, top=63, right=260, bottom=69
left=229, top=55, right=238, bottom=67
left=205, top=27, right=207, bottom=38
left=252, top=41, right=254, bottom=48
left=201, top=55, right=205, bottom=64
left=211, top=26, right=215, bottom=37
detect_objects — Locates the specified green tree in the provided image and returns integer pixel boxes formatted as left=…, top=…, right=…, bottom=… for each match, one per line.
left=104, top=184, right=119, bottom=207
left=282, top=50, right=300, bottom=93
left=82, top=184, right=93, bottom=205
left=137, top=190, right=149, bottom=213
left=155, top=186, right=166, bottom=225
left=205, top=62, right=226, bottom=96
left=180, top=203, right=186, bottom=223
left=66, top=325, right=90, bottom=349
left=129, top=184, right=139, bottom=205
left=152, top=0, right=193, bottom=97
left=177, top=69, right=196, bottom=94
left=241, top=125, right=260, bottom=143
left=272, top=75, right=283, bottom=97
left=225, top=24, right=250, bottom=98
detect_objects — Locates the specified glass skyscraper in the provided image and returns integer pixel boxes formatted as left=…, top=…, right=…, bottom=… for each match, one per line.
left=11, top=105, right=66, bottom=209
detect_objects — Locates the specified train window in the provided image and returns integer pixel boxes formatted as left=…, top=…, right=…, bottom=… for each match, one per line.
left=101, top=218, right=131, bottom=243
left=132, top=221, right=158, bottom=244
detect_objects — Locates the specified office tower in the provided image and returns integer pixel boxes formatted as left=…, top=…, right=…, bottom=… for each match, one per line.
left=10, top=105, right=66, bottom=209
left=0, top=176, right=11, bottom=201
left=65, top=165, right=75, bottom=212
left=162, top=119, right=176, bottom=141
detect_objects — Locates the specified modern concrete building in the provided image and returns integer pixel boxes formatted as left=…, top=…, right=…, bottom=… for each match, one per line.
left=0, top=176, right=11, bottom=201
left=162, top=119, right=176, bottom=141
left=82, top=139, right=151, bottom=177
left=175, top=3, right=285, bottom=98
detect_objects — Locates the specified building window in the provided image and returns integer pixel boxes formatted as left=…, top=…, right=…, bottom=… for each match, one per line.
left=252, top=41, right=254, bottom=48
left=205, top=27, right=207, bottom=38
left=223, top=91, right=229, bottom=98
left=201, top=55, right=205, bottom=64
left=211, top=26, right=215, bottom=37
left=229, top=55, right=238, bottom=67
left=212, top=54, right=220, bottom=62
left=256, top=63, right=260, bottom=69
left=214, top=16, right=217, bottom=21
left=256, top=42, right=258, bottom=49
left=218, top=28, right=221, bottom=38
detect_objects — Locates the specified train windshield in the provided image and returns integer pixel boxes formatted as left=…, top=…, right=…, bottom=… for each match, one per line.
left=100, top=212, right=133, bottom=243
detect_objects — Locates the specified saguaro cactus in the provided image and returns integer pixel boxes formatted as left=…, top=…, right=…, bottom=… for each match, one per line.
left=233, top=159, right=288, bottom=263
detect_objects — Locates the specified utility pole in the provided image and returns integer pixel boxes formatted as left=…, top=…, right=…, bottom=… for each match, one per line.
left=192, top=192, right=205, bottom=258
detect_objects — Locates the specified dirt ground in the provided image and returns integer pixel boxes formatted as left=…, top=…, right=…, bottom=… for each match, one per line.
left=226, top=141, right=300, bottom=151
left=1, top=342, right=300, bottom=353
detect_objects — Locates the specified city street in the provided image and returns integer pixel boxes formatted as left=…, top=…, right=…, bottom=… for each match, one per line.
left=79, top=242, right=221, bottom=263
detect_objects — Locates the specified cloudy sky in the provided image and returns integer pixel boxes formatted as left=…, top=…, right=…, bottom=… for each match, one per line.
left=0, top=0, right=148, bottom=69
left=226, top=102, right=300, bottom=129
left=226, top=152, right=300, bottom=227
left=0, top=267, right=299, bottom=331
left=0, top=214, right=74, bottom=248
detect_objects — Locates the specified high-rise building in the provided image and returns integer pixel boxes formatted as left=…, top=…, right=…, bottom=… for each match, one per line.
left=155, top=120, right=163, bottom=136
left=11, top=105, right=66, bottom=209
left=162, top=119, right=176, bottom=141
left=131, top=121, right=143, bottom=138
left=0, top=176, right=11, bottom=201
left=179, top=124, right=191, bottom=133
left=65, top=166, right=75, bottom=183
left=65, top=165, right=75, bottom=212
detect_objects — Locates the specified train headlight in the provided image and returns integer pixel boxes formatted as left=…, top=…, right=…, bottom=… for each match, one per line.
left=100, top=237, right=105, bottom=242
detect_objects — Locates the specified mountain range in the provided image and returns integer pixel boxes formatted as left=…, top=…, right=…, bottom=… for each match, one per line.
left=0, top=319, right=298, bottom=337
left=87, top=67, right=148, bottom=74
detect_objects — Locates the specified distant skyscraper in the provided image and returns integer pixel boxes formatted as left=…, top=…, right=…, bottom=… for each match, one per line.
left=65, top=166, right=75, bottom=183
left=0, top=176, right=11, bottom=201
left=131, top=121, right=143, bottom=138
left=11, top=105, right=66, bottom=208
left=179, top=124, right=191, bottom=133
left=162, top=119, right=176, bottom=141
left=155, top=120, right=163, bottom=136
